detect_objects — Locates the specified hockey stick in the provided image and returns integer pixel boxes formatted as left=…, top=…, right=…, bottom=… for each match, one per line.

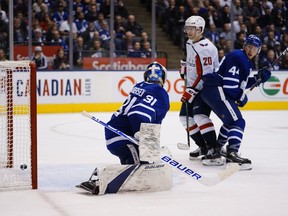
left=177, top=72, right=191, bottom=150
left=249, top=47, right=288, bottom=92
left=82, top=111, right=240, bottom=187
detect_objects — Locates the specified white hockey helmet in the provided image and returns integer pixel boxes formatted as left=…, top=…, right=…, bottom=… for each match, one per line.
left=184, top=16, right=205, bottom=34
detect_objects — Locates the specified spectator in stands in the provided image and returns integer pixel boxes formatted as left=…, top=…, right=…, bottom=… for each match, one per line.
left=120, top=31, right=136, bottom=55
left=14, top=17, right=28, bottom=43
left=246, top=16, right=258, bottom=34
left=258, top=43, right=268, bottom=63
left=140, top=31, right=152, bottom=50
left=205, top=24, right=219, bottom=45
left=114, top=15, right=126, bottom=48
left=52, top=2, right=68, bottom=27
left=32, top=28, right=44, bottom=46
left=274, top=42, right=282, bottom=59
left=99, top=0, right=111, bottom=19
left=258, top=5, right=273, bottom=28
left=99, top=20, right=110, bottom=50
left=85, top=3, right=98, bottom=23
left=39, top=13, right=54, bottom=37
left=231, top=0, right=243, bottom=20
left=0, top=48, right=7, bottom=61
left=59, top=18, right=78, bottom=40
left=242, top=0, right=260, bottom=23
left=51, top=30, right=68, bottom=51
left=221, top=5, right=231, bottom=24
left=90, top=40, right=106, bottom=58
left=218, top=48, right=225, bottom=62
left=73, top=36, right=86, bottom=69
left=31, top=46, right=48, bottom=70
left=280, top=32, right=288, bottom=51
left=220, top=23, right=232, bottom=40
left=0, top=4, right=8, bottom=23
left=259, top=49, right=280, bottom=70
left=234, top=32, right=245, bottom=49
left=124, top=15, right=143, bottom=37
left=33, top=0, right=48, bottom=14
left=280, top=53, right=288, bottom=69
left=35, top=3, right=48, bottom=23
left=141, top=41, right=153, bottom=58
left=172, top=5, right=189, bottom=46
left=0, top=12, right=8, bottom=51
left=264, top=30, right=278, bottom=50
left=128, top=41, right=145, bottom=58
left=53, top=48, right=69, bottom=70
left=94, top=12, right=108, bottom=32
left=75, top=11, right=89, bottom=36
left=233, top=14, right=244, bottom=34
left=115, top=0, right=128, bottom=19
left=271, top=0, right=287, bottom=29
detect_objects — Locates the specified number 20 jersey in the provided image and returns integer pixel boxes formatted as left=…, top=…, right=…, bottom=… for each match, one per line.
left=186, top=37, right=219, bottom=91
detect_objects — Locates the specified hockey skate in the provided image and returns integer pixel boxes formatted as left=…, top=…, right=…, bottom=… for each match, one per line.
left=76, top=180, right=100, bottom=195
left=201, top=147, right=225, bottom=166
left=76, top=167, right=100, bottom=195
left=226, top=151, right=252, bottom=171
left=189, top=147, right=207, bottom=160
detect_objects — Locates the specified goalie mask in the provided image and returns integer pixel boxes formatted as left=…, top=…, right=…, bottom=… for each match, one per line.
left=144, top=62, right=167, bottom=86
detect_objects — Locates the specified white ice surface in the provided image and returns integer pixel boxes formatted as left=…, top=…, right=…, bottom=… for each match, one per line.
left=1, top=111, right=288, bottom=216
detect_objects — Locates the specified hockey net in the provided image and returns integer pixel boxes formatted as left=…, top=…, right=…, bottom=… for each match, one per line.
left=0, top=61, right=37, bottom=190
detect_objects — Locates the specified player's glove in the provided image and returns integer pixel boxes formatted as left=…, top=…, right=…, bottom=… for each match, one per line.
left=236, top=92, right=248, bottom=107
left=181, top=87, right=198, bottom=103
left=179, top=59, right=186, bottom=79
left=256, top=67, right=271, bottom=84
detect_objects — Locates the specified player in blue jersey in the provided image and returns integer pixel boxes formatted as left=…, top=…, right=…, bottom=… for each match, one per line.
left=77, top=62, right=173, bottom=195
left=200, top=35, right=271, bottom=170
left=105, top=62, right=169, bottom=164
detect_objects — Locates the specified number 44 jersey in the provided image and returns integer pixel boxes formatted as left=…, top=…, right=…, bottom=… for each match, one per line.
left=105, top=81, right=170, bottom=143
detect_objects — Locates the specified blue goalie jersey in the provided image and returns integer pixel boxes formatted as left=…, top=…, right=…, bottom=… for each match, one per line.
left=105, top=81, right=170, bottom=146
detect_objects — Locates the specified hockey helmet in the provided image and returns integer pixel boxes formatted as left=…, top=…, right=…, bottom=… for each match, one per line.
left=144, top=62, right=167, bottom=86
left=244, top=34, right=262, bottom=53
left=184, top=16, right=205, bottom=34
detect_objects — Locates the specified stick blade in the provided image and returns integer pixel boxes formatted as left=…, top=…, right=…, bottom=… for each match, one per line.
left=199, top=163, right=240, bottom=187
left=177, top=142, right=190, bottom=150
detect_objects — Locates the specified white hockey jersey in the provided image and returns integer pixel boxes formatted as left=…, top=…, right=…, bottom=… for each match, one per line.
left=186, top=37, right=219, bottom=90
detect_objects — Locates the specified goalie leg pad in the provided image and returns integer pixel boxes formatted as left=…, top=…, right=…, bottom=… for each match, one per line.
left=139, top=123, right=161, bottom=163
left=96, top=162, right=172, bottom=195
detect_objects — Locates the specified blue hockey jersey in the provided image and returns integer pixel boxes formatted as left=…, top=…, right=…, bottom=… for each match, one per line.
left=204, top=49, right=256, bottom=101
left=105, top=81, right=170, bottom=146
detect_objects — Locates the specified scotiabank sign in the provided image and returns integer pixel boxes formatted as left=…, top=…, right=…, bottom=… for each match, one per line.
left=83, top=57, right=167, bottom=70
left=14, top=46, right=61, bottom=69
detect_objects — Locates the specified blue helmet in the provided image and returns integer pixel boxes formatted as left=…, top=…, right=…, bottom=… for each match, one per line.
left=245, top=34, right=262, bottom=53
left=144, top=62, right=167, bottom=86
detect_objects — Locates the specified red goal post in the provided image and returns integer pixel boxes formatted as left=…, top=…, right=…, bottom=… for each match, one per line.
left=0, top=61, right=37, bottom=190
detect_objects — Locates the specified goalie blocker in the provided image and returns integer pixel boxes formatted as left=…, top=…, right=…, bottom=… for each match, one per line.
left=77, top=123, right=173, bottom=195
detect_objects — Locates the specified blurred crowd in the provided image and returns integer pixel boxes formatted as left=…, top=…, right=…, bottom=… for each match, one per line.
left=0, top=0, right=154, bottom=70
left=0, top=0, right=288, bottom=70
left=155, top=0, right=288, bottom=70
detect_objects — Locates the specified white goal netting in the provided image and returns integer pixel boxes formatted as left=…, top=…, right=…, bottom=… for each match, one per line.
left=0, top=61, right=37, bottom=190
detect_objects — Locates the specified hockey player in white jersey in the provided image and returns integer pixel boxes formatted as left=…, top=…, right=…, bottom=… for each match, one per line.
left=179, top=16, right=222, bottom=165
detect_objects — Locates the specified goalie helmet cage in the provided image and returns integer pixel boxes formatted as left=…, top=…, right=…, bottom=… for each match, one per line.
left=0, top=61, right=37, bottom=190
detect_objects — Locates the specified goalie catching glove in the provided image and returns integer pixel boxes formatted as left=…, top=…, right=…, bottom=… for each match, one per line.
left=181, top=87, right=198, bottom=103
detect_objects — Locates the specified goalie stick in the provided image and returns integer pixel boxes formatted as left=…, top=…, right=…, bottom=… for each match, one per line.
left=81, top=111, right=240, bottom=187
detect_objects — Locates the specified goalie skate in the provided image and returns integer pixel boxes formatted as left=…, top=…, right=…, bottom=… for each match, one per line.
left=76, top=180, right=100, bottom=195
